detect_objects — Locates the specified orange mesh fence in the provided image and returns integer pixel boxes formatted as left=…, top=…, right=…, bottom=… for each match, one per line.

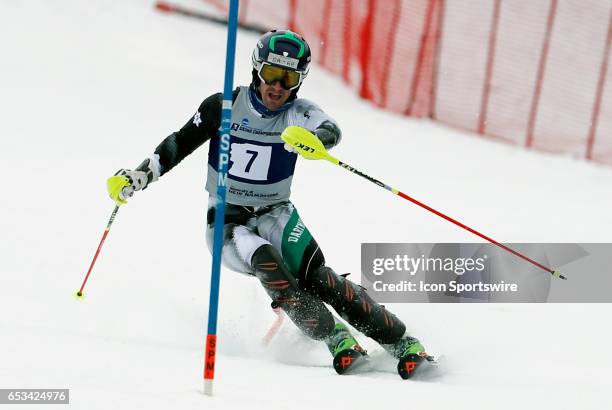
left=202, top=0, right=612, bottom=165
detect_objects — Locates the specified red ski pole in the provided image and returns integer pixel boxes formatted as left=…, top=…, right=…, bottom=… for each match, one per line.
left=282, top=126, right=567, bottom=280
left=262, top=305, right=286, bottom=346
left=74, top=205, right=120, bottom=299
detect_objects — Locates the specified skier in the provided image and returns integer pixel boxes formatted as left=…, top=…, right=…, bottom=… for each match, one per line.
left=107, top=29, right=427, bottom=378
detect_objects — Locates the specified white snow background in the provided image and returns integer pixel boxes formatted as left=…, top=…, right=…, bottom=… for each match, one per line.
left=1, top=1, right=611, bottom=409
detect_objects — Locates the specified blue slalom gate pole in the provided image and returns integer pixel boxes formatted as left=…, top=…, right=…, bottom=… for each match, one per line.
left=203, top=0, right=239, bottom=396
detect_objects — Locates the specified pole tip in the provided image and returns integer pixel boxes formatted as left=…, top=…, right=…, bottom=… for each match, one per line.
left=552, top=271, right=567, bottom=280
left=74, top=290, right=85, bottom=300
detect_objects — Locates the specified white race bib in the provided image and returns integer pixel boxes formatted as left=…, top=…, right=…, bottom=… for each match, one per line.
left=229, top=143, right=272, bottom=181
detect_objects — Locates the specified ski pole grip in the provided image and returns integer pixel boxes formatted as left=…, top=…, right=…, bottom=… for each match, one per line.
left=281, top=126, right=336, bottom=162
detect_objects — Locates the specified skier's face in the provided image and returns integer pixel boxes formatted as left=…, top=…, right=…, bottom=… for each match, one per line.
left=258, top=80, right=292, bottom=111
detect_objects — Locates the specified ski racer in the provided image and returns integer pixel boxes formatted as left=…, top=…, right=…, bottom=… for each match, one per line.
left=107, top=29, right=427, bottom=377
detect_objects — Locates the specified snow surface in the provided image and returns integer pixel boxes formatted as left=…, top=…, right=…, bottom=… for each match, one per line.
left=1, top=1, right=611, bottom=409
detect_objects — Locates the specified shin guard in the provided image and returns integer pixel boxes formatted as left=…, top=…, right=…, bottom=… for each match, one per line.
left=252, top=245, right=334, bottom=340
left=306, top=266, right=405, bottom=344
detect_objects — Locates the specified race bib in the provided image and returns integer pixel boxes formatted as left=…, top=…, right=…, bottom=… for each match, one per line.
left=229, top=143, right=273, bottom=181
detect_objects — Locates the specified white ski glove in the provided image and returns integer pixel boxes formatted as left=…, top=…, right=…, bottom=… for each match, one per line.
left=107, top=157, right=159, bottom=205
left=283, top=143, right=298, bottom=153
left=115, top=169, right=149, bottom=199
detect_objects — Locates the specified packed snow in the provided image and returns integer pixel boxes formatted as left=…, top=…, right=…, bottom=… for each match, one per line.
left=1, top=1, right=611, bottom=409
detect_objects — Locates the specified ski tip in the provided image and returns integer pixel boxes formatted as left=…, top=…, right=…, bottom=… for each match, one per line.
left=73, top=290, right=85, bottom=300
left=424, top=354, right=438, bottom=365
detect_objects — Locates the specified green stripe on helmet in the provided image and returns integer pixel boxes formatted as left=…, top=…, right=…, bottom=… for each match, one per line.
left=269, top=31, right=305, bottom=58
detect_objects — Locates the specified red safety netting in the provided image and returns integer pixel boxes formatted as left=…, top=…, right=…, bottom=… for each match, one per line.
left=202, top=0, right=612, bottom=166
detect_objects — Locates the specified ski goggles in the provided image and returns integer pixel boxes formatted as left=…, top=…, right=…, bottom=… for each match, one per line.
left=257, top=63, right=303, bottom=90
